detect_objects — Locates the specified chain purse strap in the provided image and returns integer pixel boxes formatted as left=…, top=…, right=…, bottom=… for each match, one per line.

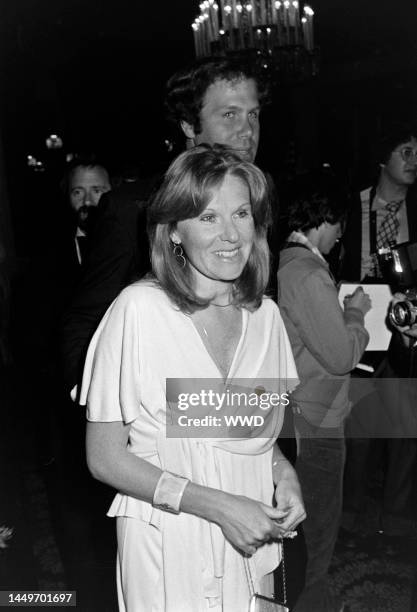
left=243, top=540, right=287, bottom=605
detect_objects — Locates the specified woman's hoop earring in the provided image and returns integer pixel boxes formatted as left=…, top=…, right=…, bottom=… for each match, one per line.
left=172, top=243, right=186, bottom=268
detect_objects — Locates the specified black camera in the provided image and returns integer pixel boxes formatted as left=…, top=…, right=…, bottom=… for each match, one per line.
left=377, top=241, right=417, bottom=327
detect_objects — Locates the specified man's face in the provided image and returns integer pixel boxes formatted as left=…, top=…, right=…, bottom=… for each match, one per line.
left=182, top=77, right=260, bottom=163
left=69, top=166, right=110, bottom=230
left=382, top=138, right=417, bottom=186
left=317, top=221, right=343, bottom=255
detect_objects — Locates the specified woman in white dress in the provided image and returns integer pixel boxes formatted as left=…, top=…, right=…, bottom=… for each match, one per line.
left=80, top=145, right=305, bottom=612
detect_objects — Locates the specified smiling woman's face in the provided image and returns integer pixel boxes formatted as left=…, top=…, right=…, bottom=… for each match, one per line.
left=170, top=173, right=255, bottom=295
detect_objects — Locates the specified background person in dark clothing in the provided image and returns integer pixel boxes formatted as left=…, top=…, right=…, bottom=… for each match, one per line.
left=339, top=124, right=417, bottom=283
left=58, top=156, right=111, bottom=304
left=340, top=125, right=417, bottom=539
left=64, top=158, right=111, bottom=263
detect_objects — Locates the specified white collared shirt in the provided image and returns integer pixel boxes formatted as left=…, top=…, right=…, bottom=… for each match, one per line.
left=74, top=227, right=86, bottom=265
left=287, top=230, right=327, bottom=263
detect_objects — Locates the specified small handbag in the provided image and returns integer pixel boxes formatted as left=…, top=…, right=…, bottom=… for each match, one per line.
left=244, top=543, right=290, bottom=612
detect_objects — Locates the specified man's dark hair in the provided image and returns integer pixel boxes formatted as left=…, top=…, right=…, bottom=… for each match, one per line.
left=286, top=169, right=348, bottom=233
left=165, top=55, right=270, bottom=134
left=376, top=123, right=417, bottom=165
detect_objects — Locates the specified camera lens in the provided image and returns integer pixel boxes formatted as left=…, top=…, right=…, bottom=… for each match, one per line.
left=389, top=301, right=414, bottom=327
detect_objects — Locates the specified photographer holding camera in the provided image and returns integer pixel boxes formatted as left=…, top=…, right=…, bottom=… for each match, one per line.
left=340, top=124, right=417, bottom=539
left=340, top=124, right=417, bottom=284
left=389, top=297, right=417, bottom=609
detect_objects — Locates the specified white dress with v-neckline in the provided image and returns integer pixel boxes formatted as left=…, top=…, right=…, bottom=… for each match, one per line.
left=80, top=280, right=298, bottom=612
left=190, top=307, right=247, bottom=382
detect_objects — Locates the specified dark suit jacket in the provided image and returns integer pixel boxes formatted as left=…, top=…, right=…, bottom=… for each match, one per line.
left=61, top=178, right=156, bottom=392
left=338, top=184, right=417, bottom=282
left=59, top=231, right=84, bottom=303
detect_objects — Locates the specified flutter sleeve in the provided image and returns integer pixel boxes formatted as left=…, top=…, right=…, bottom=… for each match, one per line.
left=79, top=289, right=141, bottom=423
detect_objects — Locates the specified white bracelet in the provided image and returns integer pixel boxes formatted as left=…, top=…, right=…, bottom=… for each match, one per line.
left=152, top=471, right=190, bottom=514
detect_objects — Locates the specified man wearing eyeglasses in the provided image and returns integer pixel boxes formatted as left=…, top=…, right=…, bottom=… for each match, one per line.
left=340, top=125, right=417, bottom=282
left=339, top=124, right=417, bottom=541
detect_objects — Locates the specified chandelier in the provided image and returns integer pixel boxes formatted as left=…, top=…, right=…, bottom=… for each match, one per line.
left=191, top=1, right=315, bottom=58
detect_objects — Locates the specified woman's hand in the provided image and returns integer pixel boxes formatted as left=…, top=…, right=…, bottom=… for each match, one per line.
left=273, top=460, right=306, bottom=533
left=87, top=422, right=305, bottom=557
left=212, top=493, right=290, bottom=556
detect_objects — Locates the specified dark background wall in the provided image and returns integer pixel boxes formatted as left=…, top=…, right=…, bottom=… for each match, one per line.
left=0, top=0, right=417, bottom=258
